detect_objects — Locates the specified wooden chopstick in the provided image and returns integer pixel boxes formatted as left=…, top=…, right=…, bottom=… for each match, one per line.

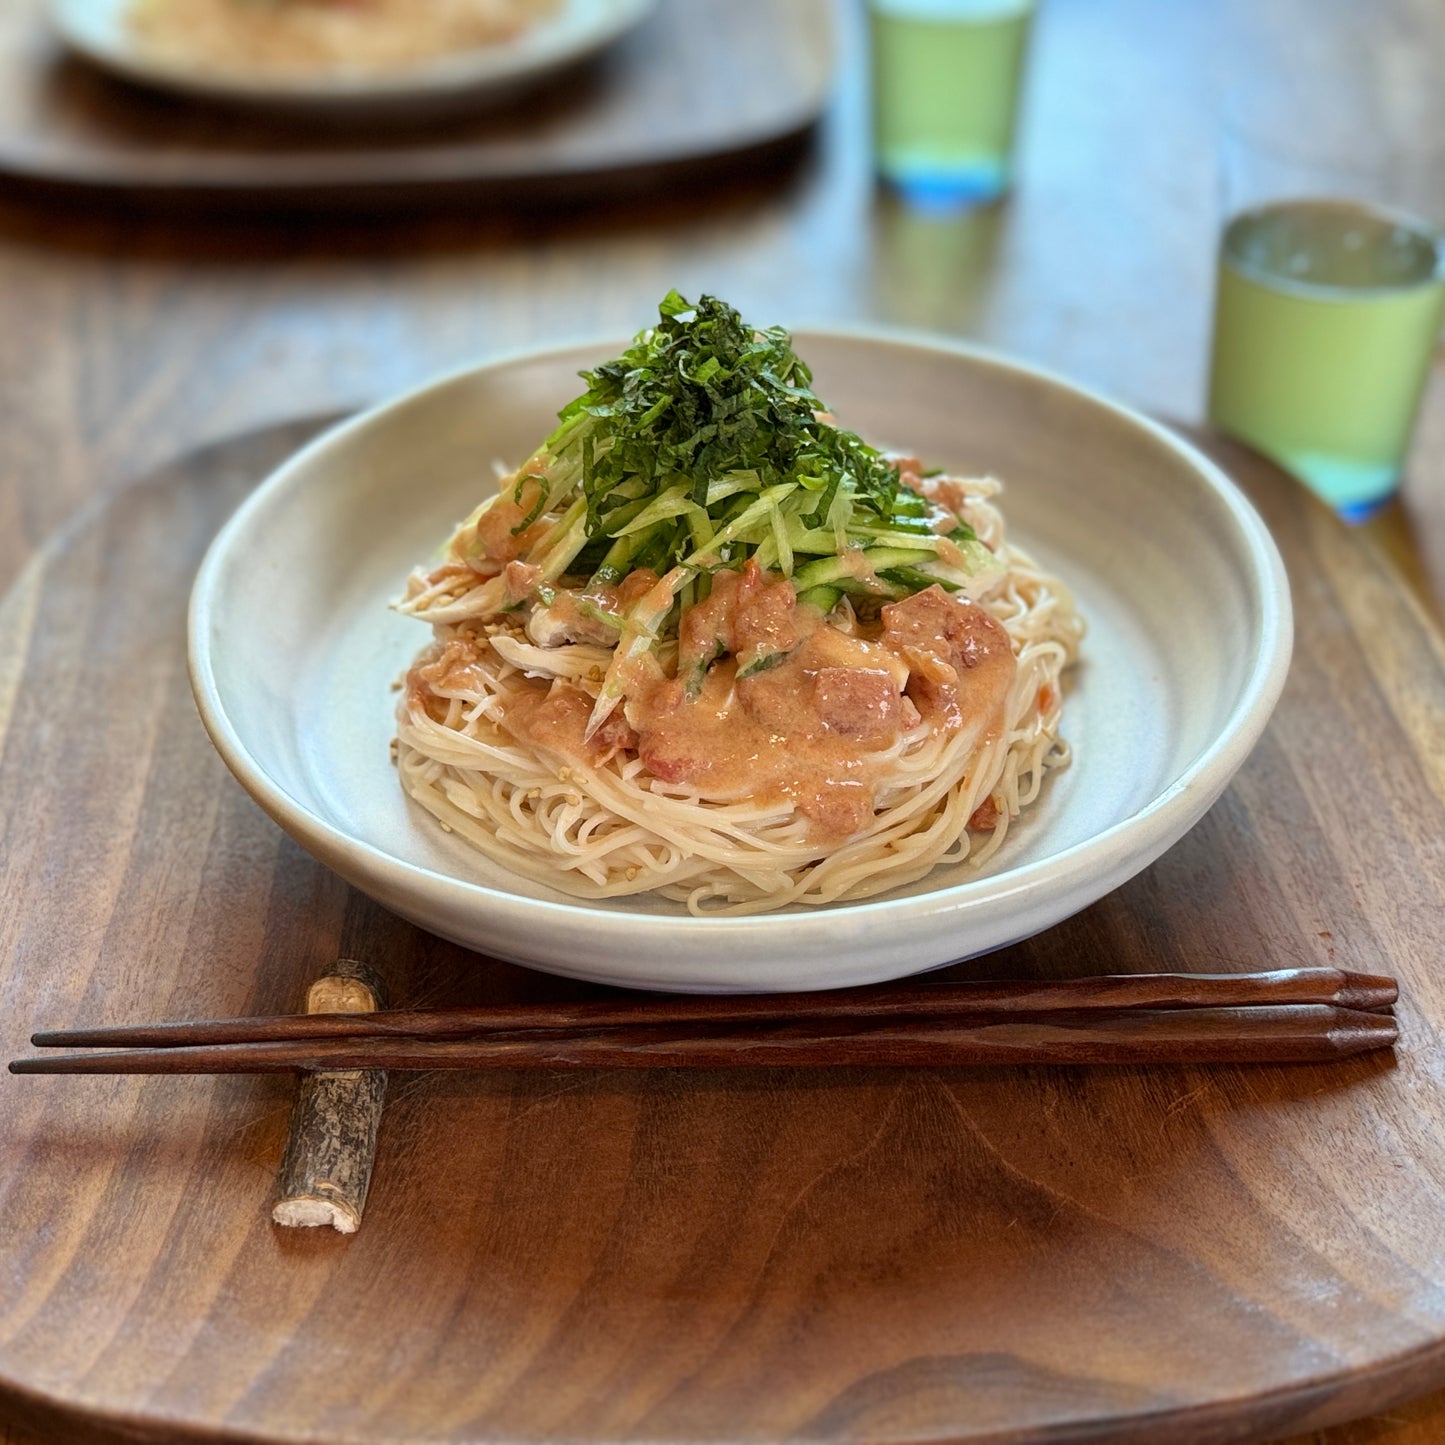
left=10, top=1006, right=1398, bottom=1074
left=26, top=968, right=1398, bottom=1053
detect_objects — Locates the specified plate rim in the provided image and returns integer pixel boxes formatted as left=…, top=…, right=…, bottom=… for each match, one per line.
left=187, top=327, right=1294, bottom=958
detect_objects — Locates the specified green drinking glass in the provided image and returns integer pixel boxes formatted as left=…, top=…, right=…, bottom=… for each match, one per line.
left=868, top=0, right=1035, bottom=211
left=1207, top=118, right=1445, bottom=521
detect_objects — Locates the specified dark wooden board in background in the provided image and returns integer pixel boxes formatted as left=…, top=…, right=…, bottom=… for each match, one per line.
left=0, top=416, right=1443, bottom=1443
left=0, top=0, right=831, bottom=209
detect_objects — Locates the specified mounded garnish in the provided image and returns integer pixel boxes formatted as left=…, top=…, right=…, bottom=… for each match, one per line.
left=436, top=291, right=1004, bottom=734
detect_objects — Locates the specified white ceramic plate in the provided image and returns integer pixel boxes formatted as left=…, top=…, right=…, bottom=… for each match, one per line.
left=50, top=0, right=656, bottom=117
left=189, top=332, right=1292, bottom=993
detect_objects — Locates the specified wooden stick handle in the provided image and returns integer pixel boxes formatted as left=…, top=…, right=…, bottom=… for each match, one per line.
left=271, top=961, right=387, bottom=1236
left=12, top=1006, right=1398, bottom=1074
left=28, top=969, right=1400, bottom=1052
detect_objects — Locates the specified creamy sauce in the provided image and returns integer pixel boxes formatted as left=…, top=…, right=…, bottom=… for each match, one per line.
left=504, top=682, right=638, bottom=765
left=470, top=481, right=550, bottom=563
left=630, top=624, right=909, bottom=837
left=478, top=579, right=1018, bottom=844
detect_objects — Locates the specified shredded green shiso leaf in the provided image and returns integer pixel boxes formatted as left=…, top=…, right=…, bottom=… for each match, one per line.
left=459, top=291, right=998, bottom=617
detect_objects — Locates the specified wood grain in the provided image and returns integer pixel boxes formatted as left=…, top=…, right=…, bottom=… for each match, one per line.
left=0, top=0, right=830, bottom=209
left=0, top=411, right=1443, bottom=1444
left=0, top=1, right=1443, bottom=1439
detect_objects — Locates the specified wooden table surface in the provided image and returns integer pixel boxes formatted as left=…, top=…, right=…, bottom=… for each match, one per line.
left=1, top=1, right=1442, bottom=1441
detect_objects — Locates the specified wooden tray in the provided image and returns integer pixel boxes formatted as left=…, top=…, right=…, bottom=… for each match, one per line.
left=0, top=0, right=830, bottom=210
left=1, top=416, right=1443, bottom=1445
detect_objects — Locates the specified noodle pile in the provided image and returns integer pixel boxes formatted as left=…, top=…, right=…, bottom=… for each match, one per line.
left=392, top=296, right=1083, bottom=915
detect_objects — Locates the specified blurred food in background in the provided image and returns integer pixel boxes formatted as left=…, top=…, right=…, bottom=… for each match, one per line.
left=127, top=0, right=563, bottom=74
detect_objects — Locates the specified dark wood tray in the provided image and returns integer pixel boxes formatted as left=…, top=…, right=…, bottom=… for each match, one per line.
left=1, top=416, right=1443, bottom=1444
left=0, top=0, right=831, bottom=210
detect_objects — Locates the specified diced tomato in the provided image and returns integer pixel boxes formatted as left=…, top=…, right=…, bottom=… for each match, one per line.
left=678, top=560, right=799, bottom=678
left=504, top=560, right=542, bottom=601
left=617, top=568, right=662, bottom=610
left=637, top=737, right=700, bottom=784
left=732, top=559, right=799, bottom=657
left=882, top=586, right=1010, bottom=672
left=881, top=586, right=1015, bottom=726
left=969, top=796, right=1002, bottom=831
left=589, top=708, right=639, bottom=763
left=811, top=667, right=900, bottom=746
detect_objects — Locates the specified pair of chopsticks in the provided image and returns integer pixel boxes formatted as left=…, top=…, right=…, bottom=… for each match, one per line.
left=10, top=968, right=1398, bottom=1074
